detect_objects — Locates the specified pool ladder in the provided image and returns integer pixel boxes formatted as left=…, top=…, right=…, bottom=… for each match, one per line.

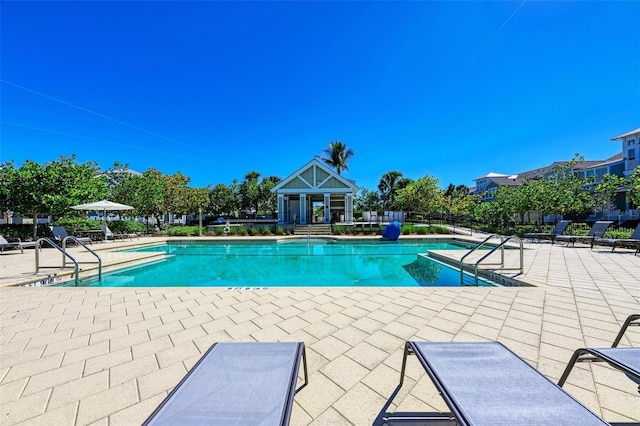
left=35, top=237, right=102, bottom=285
left=459, top=234, right=523, bottom=286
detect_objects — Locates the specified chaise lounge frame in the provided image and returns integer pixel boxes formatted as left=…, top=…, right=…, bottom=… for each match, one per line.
left=559, top=314, right=640, bottom=394
left=399, top=341, right=609, bottom=425
left=143, top=341, right=308, bottom=426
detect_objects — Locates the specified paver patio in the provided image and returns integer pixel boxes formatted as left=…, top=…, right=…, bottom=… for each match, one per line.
left=1, top=236, right=638, bottom=425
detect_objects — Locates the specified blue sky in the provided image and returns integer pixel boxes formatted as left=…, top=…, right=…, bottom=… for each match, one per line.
left=2, top=1, right=639, bottom=192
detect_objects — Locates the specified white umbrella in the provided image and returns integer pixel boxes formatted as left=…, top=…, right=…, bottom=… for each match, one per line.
left=71, top=200, right=134, bottom=221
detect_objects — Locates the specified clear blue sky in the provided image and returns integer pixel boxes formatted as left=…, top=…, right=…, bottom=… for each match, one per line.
left=2, top=1, right=639, bottom=192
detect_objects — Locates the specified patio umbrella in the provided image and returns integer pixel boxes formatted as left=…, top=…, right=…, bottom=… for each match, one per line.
left=71, top=199, right=134, bottom=221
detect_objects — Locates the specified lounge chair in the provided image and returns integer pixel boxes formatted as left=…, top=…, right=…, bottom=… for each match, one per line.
left=559, top=314, right=640, bottom=394
left=100, top=224, right=137, bottom=241
left=398, top=341, right=609, bottom=425
left=523, top=220, right=572, bottom=243
left=555, top=220, right=614, bottom=248
left=594, top=223, right=640, bottom=254
left=0, top=235, right=37, bottom=254
left=50, top=226, right=92, bottom=245
left=143, top=341, right=308, bottom=425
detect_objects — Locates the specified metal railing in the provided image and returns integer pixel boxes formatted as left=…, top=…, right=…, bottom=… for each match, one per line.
left=35, top=237, right=102, bottom=286
left=459, top=235, right=524, bottom=286
left=36, top=238, right=80, bottom=285
left=62, top=236, right=102, bottom=281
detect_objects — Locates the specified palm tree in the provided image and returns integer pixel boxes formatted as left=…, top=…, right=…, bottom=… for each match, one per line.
left=319, top=141, right=354, bottom=175
left=378, top=171, right=412, bottom=211
left=378, top=171, right=403, bottom=211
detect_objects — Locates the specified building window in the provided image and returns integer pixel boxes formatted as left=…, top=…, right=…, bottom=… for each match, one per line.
left=628, top=139, right=635, bottom=146
left=628, top=149, right=636, bottom=160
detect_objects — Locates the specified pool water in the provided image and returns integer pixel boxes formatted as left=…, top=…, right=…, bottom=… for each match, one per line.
left=72, top=240, right=495, bottom=287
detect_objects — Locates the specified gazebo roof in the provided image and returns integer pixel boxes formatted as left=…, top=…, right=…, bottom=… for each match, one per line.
left=272, top=159, right=358, bottom=194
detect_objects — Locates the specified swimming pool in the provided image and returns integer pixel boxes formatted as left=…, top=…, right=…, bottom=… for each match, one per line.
left=71, top=239, right=495, bottom=287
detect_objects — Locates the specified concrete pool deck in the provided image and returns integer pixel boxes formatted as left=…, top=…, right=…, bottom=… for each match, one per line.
left=0, top=235, right=639, bottom=424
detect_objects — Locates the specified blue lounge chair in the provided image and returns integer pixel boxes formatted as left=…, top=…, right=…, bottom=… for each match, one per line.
left=555, top=220, right=614, bottom=248
left=143, top=342, right=308, bottom=426
left=523, top=220, right=572, bottom=243
left=594, top=223, right=640, bottom=254
left=559, top=314, right=640, bottom=394
left=0, top=235, right=36, bottom=254
left=399, top=341, right=609, bottom=425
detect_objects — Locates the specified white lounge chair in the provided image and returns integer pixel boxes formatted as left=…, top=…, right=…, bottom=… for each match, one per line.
left=0, top=235, right=36, bottom=254
left=100, top=224, right=137, bottom=241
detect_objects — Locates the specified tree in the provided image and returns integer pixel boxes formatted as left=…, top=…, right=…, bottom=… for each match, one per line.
left=378, top=171, right=411, bottom=211
left=550, top=156, right=595, bottom=220
left=161, top=171, right=191, bottom=215
left=319, top=141, right=354, bottom=175
left=593, top=174, right=625, bottom=216
left=110, top=168, right=165, bottom=231
left=354, top=188, right=381, bottom=213
left=258, top=175, right=281, bottom=216
left=239, top=171, right=261, bottom=217
left=442, top=184, right=474, bottom=223
left=396, top=175, right=442, bottom=216
left=209, top=183, right=239, bottom=217
left=3, top=156, right=107, bottom=237
left=627, top=168, right=640, bottom=207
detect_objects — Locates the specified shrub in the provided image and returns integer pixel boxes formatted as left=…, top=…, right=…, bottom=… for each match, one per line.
left=107, top=220, right=146, bottom=234
left=166, top=226, right=199, bottom=236
left=0, top=224, right=53, bottom=241
left=276, top=227, right=285, bottom=236
left=429, top=225, right=450, bottom=234
left=52, top=217, right=99, bottom=235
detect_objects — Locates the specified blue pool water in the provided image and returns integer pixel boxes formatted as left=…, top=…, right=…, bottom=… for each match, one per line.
left=72, top=239, right=495, bottom=287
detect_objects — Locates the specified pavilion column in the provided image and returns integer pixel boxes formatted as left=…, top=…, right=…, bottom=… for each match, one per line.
left=277, top=194, right=285, bottom=224
left=300, top=194, right=307, bottom=224
left=324, top=193, right=331, bottom=224
left=346, top=193, right=354, bottom=223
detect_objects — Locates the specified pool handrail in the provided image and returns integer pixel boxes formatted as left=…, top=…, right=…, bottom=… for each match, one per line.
left=459, top=235, right=524, bottom=286
left=36, top=237, right=80, bottom=285
left=62, top=236, right=102, bottom=281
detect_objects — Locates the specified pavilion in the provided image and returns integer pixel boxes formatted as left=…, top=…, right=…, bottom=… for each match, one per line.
left=271, top=159, right=358, bottom=225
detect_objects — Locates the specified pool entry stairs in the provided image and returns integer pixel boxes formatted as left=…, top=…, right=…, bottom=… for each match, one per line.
left=35, top=237, right=102, bottom=285
left=294, top=224, right=332, bottom=236
left=459, top=234, right=524, bottom=286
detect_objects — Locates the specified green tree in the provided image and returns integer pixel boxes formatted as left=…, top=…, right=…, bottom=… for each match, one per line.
left=209, top=182, right=239, bottom=217
left=0, top=161, right=19, bottom=218
left=161, top=171, right=191, bottom=215
left=319, top=141, right=354, bottom=175
left=4, top=156, right=107, bottom=237
left=110, top=168, right=165, bottom=231
left=354, top=188, right=381, bottom=213
left=258, top=175, right=281, bottom=216
left=396, top=175, right=442, bottom=216
left=442, top=184, right=474, bottom=222
left=239, top=171, right=261, bottom=217
left=378, top=171, right=411, bottom=211
left=551, top=156, right=595, bottom=220
left=593, top=174, right=626, bottom=216
left=627, top=168, right=640, bottom=207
